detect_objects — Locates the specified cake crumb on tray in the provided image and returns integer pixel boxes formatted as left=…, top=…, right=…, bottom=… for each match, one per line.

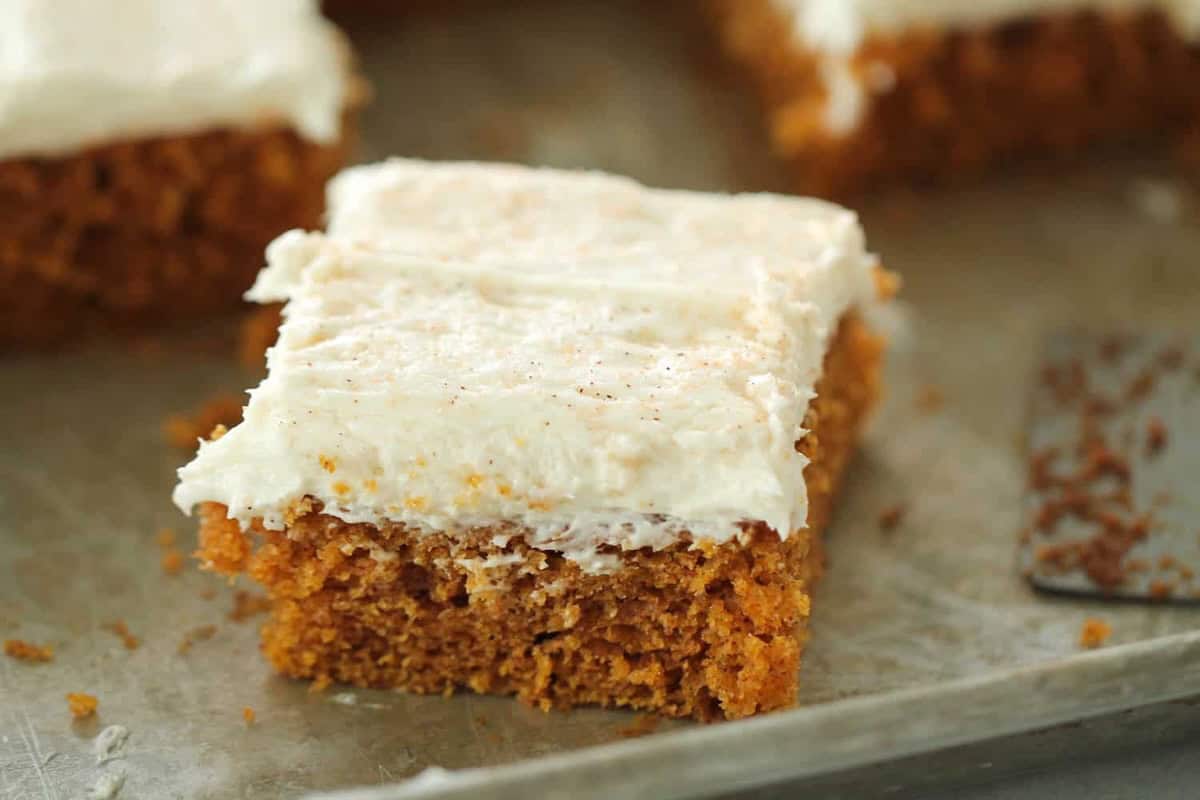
left=229, top=591, right=272, bottom=623
left=161, top=550, right=186, bottom=576
left=102, top=621, right=140, bottom=651
left=878, top=504, right=907, bottom=532
left=68, top=692, right=99, bottom=719
left=1079, top=619, right=1112, bottom=649
left=163, top=394, right=245, bottom=451
left=178, top=625, right=219, bottom=655
left=4, top=639, right=54, bottom=662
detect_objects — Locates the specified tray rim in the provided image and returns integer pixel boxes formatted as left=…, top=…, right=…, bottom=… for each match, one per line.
left=308, top=629, right=1200, bottom=800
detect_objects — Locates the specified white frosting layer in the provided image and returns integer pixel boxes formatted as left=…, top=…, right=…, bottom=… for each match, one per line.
left=0, top=0, right=348, bottom=160
left=174, top=160, right=878, bottom=571
left=774, top=0, right=1200, bottom=132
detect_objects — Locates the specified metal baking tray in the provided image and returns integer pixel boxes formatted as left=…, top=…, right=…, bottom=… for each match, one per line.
left=2, top=2, right=1199, bottom=798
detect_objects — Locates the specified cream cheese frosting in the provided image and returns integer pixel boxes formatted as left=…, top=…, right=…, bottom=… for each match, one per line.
left=774, top=0, right=1200, bottom=133
left=173, top=160, right=879, bottom=572
left=0, top=0, right=348, bottom=161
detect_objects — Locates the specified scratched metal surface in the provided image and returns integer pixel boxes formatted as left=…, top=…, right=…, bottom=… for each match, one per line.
left=2, top=1, right=1200, bottom=798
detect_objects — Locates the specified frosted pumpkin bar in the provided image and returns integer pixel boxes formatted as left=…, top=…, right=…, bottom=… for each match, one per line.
left=0, top=0, right=359, bottom=347
left=174, top=159, right=888, bottom=720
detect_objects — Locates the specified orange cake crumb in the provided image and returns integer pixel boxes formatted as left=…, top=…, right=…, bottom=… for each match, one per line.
left=617, top=714, right=661, bottom=739
left=878, top=504, right=907, bottom=532
left=242, top=707, right=257, bottom=725
left=916, top=386, right=945, bottom=414
left=228, top=591, right=272, bottom=623
left=1149, top=580, right=1175, bottom=600
left=163, top=393, right=245, bottom=451
left=4, top=639, right=53, bottom=662
left=67, top=693, right=98, bottom=719
left=178, top=625, right=219, bottom=655
left=103, top=621, right=140, bottom=651
left=157, top=523, right=184, bottom=577
left=1079, top=619, right=1112, bottom=649
left=162, top=550, right=186, bottom=576
left=1146, top=416, right=1168, bottom=457
left=873, top=268, right=903, bottom=301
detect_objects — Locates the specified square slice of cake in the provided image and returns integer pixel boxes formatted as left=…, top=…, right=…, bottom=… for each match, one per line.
left=0, top=0, right=362, bottom=348
left=174, top=159, right=888, bottom=720
left=706, top=0, right=1200, bottom=195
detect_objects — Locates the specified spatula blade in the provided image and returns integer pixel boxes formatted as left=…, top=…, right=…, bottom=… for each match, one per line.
left=1020, top=331, right=1200, bottom=603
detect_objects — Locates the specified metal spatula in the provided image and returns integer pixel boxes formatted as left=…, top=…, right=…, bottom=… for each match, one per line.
left=1019, top=331, right=1200, bottom=603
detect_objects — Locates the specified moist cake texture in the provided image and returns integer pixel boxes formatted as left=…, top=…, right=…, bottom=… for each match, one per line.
left=175, top=159, right=886, bottom=720
left=0, top=0, right=357, bottom=348
left=707, top=0, right=1200, bottom=195
left=195, top=315, right=880, bottom=719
